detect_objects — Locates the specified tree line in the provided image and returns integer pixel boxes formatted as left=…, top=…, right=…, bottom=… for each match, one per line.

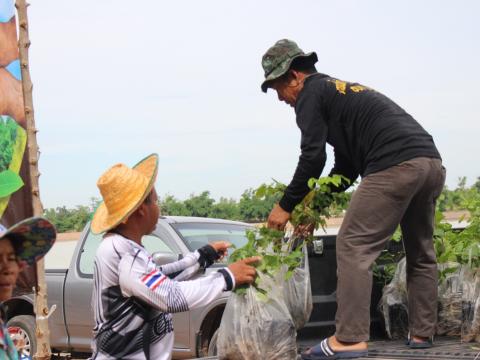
left=44, top=177, right=480, bottom=233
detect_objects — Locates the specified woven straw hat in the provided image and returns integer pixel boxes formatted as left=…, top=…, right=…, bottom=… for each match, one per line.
left=91, top=154, right=159, bottom=234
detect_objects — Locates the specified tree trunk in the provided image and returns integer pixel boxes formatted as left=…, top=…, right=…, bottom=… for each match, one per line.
left=15, top=1, right=52, bottom=359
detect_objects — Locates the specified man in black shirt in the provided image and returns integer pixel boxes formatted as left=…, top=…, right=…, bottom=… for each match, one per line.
left=261, top=39, right=446, bottom=359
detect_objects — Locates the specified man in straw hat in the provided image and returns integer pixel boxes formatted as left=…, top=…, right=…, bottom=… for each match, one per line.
left=0, top=217, right=56, bottom=359
left=90, top=154, right=259, bottom=360
left=261, top=39, right=445, bottom=359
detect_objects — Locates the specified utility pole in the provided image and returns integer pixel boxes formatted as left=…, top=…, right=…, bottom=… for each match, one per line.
left=15, top=1, right=52, bottom=359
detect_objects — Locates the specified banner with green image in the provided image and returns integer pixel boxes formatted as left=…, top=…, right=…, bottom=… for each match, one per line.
left=0, top=0, right=29, bottom=221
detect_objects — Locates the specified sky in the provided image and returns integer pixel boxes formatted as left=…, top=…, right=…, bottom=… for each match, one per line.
left=25, top=0, right=480, bottom=208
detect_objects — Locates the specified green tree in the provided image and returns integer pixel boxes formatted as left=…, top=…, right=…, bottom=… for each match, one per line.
left=238, top=188, right=278, bottom=222
left=159, top=194, right=190, bottom=216
left=211, top=197, right=240, bottom=220
left=473, top=177, right=480, bottom=193
left=437, top=177, right=470, bottom=211
left=184, top=191, right=215, bottom=217
left=44, top=205, right=91, bottom=232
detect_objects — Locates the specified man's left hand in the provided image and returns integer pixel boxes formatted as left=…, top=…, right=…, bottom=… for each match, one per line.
left=267, top=204, right=291, bottom=230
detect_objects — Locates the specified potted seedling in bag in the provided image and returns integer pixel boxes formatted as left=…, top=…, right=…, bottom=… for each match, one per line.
left=217, top=228, right=300, bottom=360
left=217, top=175, right=350, bottom=359
left=256, top=175, right=350, bottom=329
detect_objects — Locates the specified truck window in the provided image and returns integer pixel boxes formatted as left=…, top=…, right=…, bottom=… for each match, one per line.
left=142, top=234, right=174, bottom=254
left=79, top=231, right=103, bottom=276
left=79, top=231, right=174, bottom=276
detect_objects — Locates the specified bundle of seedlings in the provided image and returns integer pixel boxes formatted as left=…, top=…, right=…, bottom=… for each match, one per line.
left=380, top=191, right=480, bottom=341
left=256, top=175, right=350, bottom=329
left=217, top=175, right=349, bottom=359
left=216, top=227, right=301, bottom=360
left=433, top=193, right=480, bottom=342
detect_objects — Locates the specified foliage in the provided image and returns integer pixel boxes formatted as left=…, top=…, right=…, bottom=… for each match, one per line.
left=436, top=176, right=480, bottom=211
left=372, top=227, right=404, bottom=286
left=44, top=205, right=93, bottom=232
left=238, top=188, right=279, bottom=222
left=0, top=116, right=18, bottom=172
left=184, top=191, right=215, bottom=217
left=434, top=187, right=480, bottom=282
left=230, top=174, right=350, bottom=298
left=375, top=181, right=480, bottom=286
left=255, top=175, right=351, bottom=231
left=46, top=176, right=480, bottom=234
left=210, top=197, right=240, bottom=220
left=160, top=192, right=241, bottom=220
left=229, top=227, right=304, bottom=299
left=159, top=194, right=191, bottom=216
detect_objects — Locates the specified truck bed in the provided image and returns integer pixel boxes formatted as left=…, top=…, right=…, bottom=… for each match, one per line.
left=298, top=336, right=479, bottom=360
left=193, top=337, right=480, bottom=360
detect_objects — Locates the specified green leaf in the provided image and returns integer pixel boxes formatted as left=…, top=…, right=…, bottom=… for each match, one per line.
left=255, top=184, right=266, bottom=199
left=255, top=288, right=269, bottom=302
left=0, top=169, right=24, bottom=197
left=233, top=285, right=248, bottom=295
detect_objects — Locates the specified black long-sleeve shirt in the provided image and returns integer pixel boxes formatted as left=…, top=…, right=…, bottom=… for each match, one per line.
left=279, top=73, right=441, bottom=212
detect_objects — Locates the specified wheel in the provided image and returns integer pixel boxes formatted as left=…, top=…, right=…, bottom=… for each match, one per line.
left=7, top=315, right=36, bottom=358
left=207, top=327, right=219, bottom=356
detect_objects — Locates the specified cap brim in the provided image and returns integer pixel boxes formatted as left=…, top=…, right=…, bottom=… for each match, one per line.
left=261, top=51, right=318, bottom=93
left=91, top=153, right=159, bottom=234
left=3, top=217, right=56, bottom=265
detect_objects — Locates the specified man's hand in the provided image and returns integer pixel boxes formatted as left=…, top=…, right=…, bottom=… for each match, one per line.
left=209, top=241, right=232, bottom=259
left=267, top=204, right=291, bottom=230
left=228, top=256, right=261, bottom=285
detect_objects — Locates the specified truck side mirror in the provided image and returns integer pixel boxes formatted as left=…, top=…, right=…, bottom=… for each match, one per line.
left=152, top=251, right=179, bottom=266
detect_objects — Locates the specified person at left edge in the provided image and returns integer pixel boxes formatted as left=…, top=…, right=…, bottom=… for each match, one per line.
left=0, top=217, right=56, bottom=359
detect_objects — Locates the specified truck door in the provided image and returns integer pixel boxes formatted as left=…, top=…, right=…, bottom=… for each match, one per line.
left=63, top=229, right=100, bottom=351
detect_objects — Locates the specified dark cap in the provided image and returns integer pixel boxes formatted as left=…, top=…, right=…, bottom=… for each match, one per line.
left=261, top=39, right=317, bottom=93
left=0, top=217, right=56, bottom=265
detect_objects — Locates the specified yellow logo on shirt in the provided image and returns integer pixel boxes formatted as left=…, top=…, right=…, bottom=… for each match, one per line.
left=329, top=79, right=372, bottom=95
left=330, top=79, right=347, bottom=94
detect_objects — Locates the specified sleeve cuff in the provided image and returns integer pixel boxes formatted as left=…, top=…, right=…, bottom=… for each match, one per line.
left=197, top=245, right=220, bottom=268
left=192, top=250, right=201, bottom=260
left=279, top=196, right=296, bottom=213
left=218, top=268, right=235, bottom=291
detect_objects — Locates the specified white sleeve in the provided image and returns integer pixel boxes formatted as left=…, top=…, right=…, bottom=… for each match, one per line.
left=158, top=251, right=201, bottom=281
left=119, top=251, right=232, bottom=313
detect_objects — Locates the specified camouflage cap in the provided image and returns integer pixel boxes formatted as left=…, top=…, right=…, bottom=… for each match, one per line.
left=261, top=39, right=317, bottom=93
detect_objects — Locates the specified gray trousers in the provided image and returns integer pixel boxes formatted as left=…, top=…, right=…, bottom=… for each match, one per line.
left=335, top=157, right=446, bottom=342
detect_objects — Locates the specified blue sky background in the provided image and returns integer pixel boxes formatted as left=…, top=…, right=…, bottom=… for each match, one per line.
left=26, top=0, right=479, bottom=208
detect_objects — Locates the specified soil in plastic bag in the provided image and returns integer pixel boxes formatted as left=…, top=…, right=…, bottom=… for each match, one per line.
left=460, top=267, right=480, bottom=342
left=380, top=259, right=480, bottom=342
left=437, top=265, right=463, bottom=336
left=217, top=273, right=297, bottom=360
left=283, top=245, right=312, bottom=330
left=379, top=258, right=409, bottom=339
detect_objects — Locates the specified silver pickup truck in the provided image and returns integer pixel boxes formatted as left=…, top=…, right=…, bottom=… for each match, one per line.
left=4, top=217, right=476, bottom=360
left=4, top=216, right=254, bottom=359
